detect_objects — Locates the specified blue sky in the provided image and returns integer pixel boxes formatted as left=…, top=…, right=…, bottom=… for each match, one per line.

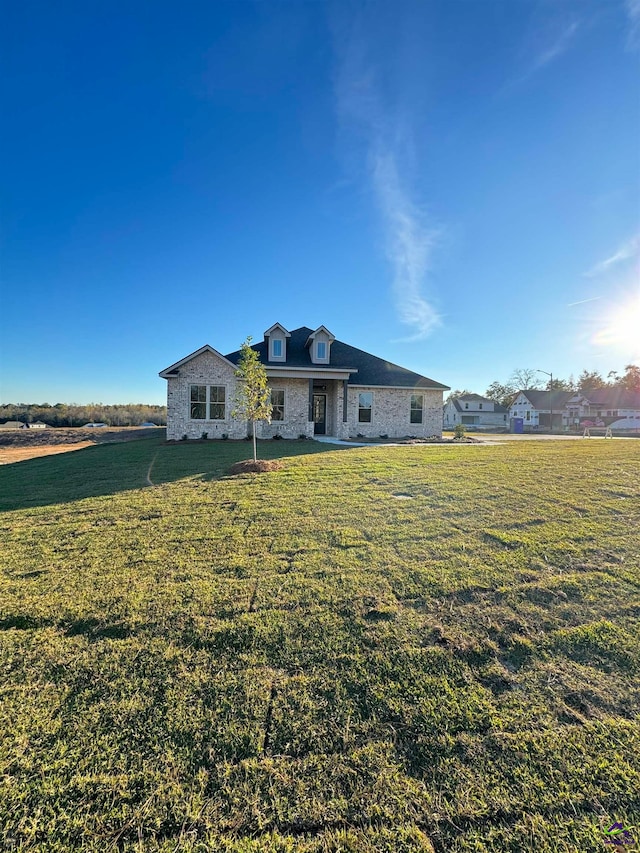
left=1, top=0, right=639, bottom=405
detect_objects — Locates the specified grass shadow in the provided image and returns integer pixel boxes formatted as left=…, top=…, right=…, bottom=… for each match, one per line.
left=0, top=436, right=357, bottom=512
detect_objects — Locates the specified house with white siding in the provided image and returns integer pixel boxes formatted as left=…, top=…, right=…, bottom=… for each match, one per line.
left=510, top=387, right=640, bottom=431
left=509, top=390, right=573, bottom=430
left=443, top=394, right=509, bottom=431
left=565, top=388, right=640, bottom=430
left=160, top=324, right=450, bottom=441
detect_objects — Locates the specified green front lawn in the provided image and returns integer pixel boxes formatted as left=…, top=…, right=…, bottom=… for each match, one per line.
left=1, top=438, right=639, bottom=851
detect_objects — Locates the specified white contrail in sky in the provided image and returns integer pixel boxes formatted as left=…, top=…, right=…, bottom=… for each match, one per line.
left=567, top=296, right=603, bottom=307
left=371, top=148, right=441, bottom=340
left=333, top=8, right=441, bottom=341
left=584, top=234, right=640, bottom=277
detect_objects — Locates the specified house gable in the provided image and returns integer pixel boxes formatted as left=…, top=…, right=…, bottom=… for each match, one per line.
left=306, top=326, right=335, bottom=365
left=159, top=345, right=237, bottom=378
left=264, top=323, right=291, bottom=363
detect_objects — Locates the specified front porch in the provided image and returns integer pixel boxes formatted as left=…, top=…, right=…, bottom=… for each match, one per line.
left=309, top=378, right=348, bottom=439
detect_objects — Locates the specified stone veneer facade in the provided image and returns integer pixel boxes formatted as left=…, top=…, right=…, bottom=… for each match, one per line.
left=257, top=378, right=314, bottom=440
left=341, top=387, right=443, bottom=439
left=165, top=351, right=243, bottom=441
left=165, top=350, right=444, bottom=441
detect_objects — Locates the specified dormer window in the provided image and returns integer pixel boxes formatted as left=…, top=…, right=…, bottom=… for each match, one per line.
left=264, top=323, right=290, bottom=362
left=306, top=325, right=335, bottom=365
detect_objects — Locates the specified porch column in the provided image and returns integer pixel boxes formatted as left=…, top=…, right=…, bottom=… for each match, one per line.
left=342, top=380, right=348, bottom=422
left=308, top=379, right=314, bottom=421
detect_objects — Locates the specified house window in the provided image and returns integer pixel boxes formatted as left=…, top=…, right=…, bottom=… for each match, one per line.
left=272, top=339, right=283, bottom=358
left=479, top=403, right=483, bottom=410
left=526, top=411, right=530, bottom=421
left=410, top=394, right=424, bottom=424
left=464, top=402, right=469, bottom=409
left=316, top=341, right=327, bottom=360
left=271, top=389, right=285, bottom=421
left=190, top=385, right=225, bottom=420
left=209, top=386, right=226, bottom=420
left=190, top=385, right=207, bottom=419
left=358, top=392, right=373, bottom=423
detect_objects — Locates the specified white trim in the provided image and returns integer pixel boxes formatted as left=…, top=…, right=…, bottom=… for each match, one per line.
left=305, top=325, right=336, bottom=344
left=264, top=323, right=291, bottom=337
left=268, top=334, right=286, bottom=362
left=159, top=345, right=237, bottom=378
left=265, top=366, right=356, bottom=379
left=348, top=383, right=446, bottom=391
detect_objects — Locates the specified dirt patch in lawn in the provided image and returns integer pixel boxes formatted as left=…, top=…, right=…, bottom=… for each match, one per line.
left=227, top=459, right=283, bottom=475
left=345, top=435, right=482, bottom=445
left=0, top=442, right=94, bottom=465
left=0, top=427, right=163, bottom=449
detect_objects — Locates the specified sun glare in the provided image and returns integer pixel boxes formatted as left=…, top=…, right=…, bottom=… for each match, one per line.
left=591, top=291, right=640, bottom=357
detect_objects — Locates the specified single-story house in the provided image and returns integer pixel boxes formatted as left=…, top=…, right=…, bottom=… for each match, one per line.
left=0, top=421, right=27, bottom=430
left=443, top=393, right=509, bottom=431
left=509, top=390, right=573, bottom=430
left=160, top=323, right=449, bottom=441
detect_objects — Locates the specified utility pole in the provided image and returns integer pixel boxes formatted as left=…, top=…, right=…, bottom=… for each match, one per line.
left=537, top=370, right=553, bottom=432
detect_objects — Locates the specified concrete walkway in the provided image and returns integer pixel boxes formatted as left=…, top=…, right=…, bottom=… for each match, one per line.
left=313, top=436, right=477, bottom=448
left=470, top=433, right=637, bottom=443
left=314, top=433, right=638, bottom=449
left=313, top=436, right=368, bottom=446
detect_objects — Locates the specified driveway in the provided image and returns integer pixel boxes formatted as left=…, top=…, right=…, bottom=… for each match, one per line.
left=470, top=433, right=638, bottom=443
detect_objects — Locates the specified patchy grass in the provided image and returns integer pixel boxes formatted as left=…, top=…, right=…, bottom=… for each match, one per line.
left=0, top=437, right=639, bottom=851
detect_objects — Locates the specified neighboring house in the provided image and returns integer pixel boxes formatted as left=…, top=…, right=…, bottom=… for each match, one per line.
left=510, top=387, right=640, bottom=431
left=26, top=422, right=49, bottom=429
left=0, top=421, right=26, bottom=430
left=565, top=388, right=640, bottom=429
left=509, top=390, right=573, bottom=430
left=443, top=394, right=509, bottom=431
left=160, top=323, right=449, bottom=441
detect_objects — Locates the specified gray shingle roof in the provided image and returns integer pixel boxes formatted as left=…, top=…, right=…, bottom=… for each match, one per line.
left=224, top=327, right=449, bottom=390
left=517, top=390, right=573, bottom=409
left=451, top=396, right=508, bottom=413
left=579, top=387, right=640, bottom=408
left=457, top=393, right=488, bottom=402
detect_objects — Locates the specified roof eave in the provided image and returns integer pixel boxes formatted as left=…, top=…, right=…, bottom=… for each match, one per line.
left=159, top=344, right=238, bottom=378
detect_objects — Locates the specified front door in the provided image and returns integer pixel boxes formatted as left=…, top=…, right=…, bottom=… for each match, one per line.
left=313, top=394, right=327, bottom=435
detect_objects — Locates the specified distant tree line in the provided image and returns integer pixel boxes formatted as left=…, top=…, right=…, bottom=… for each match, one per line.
left=447, top=363, right=640, bottom=409
left=0, top=403, right=167, bottom=427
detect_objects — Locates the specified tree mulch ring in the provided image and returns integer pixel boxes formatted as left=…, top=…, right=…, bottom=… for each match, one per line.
left=227, top=459, right=283, bottom=475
